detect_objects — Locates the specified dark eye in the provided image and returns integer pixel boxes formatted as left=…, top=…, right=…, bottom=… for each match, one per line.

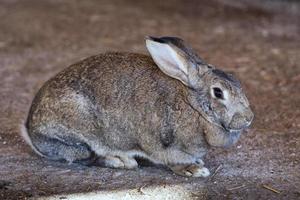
left=213, top=87, right=224, bottom=99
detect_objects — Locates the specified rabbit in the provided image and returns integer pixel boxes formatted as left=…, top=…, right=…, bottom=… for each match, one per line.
left=21, top=36, right=254, bottom=177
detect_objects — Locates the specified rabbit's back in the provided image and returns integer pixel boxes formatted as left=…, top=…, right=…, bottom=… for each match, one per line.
left=47, top=52, right=187, bottom=117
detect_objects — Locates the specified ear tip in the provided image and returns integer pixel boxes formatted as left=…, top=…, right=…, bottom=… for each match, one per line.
left=145, top=36, right=155, bottom=41
left=145, top=36, right=167, bottom=44
left=145, top=36, right=162, bottom=49
left=145, top=37, right=154, bottom=48
left=145, top=36, right=153, bottom=40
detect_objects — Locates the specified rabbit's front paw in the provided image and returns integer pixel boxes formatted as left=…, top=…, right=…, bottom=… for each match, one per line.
left=170, top=164, right=210, bottom=178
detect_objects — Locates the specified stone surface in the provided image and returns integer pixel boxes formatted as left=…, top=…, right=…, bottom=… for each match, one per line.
left=0, top=0, right=299, bottom=199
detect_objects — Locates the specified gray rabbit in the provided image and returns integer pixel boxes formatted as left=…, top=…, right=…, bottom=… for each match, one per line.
left=21, top=36, right=254, bottom=177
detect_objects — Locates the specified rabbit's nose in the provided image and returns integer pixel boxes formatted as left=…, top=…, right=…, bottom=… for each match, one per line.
left=244, top=119, right=252, bottom=128
left=245, top=110, right=254, bottom=127
left=229, top=111, right=253, bottom=130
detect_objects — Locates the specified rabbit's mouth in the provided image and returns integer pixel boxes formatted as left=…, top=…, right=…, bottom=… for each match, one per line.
left=203, top=123, right=242, bottom=147
left=221, top=123, right=249, bottom=134
left=220, top=122, right=245, bottom=134
left=221, top=114, right=253, bottom=134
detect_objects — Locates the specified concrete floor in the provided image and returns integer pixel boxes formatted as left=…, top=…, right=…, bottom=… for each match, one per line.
left=0, top=0, right=299, bottom=199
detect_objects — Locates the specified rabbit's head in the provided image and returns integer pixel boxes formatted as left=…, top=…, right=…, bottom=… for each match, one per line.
left=146, top=36, right=254, bottom=147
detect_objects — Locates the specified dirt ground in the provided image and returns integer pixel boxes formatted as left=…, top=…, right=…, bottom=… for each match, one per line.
left=0, top=0, right=299, bottom=199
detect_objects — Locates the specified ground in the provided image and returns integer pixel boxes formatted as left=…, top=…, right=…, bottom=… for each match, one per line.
left=0, top=0, right=299, bottom=199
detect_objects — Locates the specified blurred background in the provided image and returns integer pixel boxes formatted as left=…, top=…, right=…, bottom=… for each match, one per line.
left=0, top=0, right=299, bottom=199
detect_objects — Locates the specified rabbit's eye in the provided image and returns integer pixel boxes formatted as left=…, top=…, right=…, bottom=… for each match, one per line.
left=213, top=87, right=224, bottom=99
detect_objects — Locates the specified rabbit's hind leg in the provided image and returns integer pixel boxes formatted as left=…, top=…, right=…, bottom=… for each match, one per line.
left=31, top=133, right=96, bottom=165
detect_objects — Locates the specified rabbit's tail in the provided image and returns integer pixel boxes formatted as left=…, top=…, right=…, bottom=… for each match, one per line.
left=20, top=122, right=45, bottom=157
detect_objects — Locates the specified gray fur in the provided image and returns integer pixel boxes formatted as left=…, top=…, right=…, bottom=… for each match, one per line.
left=23, top=36, right=254, bottom=177
left=212, top=69, right=241, bottom=88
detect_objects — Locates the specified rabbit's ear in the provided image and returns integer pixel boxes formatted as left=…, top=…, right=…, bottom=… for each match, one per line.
left=146, top=36, right=207, bottom=87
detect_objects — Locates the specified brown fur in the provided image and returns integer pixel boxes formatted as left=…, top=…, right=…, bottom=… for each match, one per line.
left=23, top=37, right=254, bottom=177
